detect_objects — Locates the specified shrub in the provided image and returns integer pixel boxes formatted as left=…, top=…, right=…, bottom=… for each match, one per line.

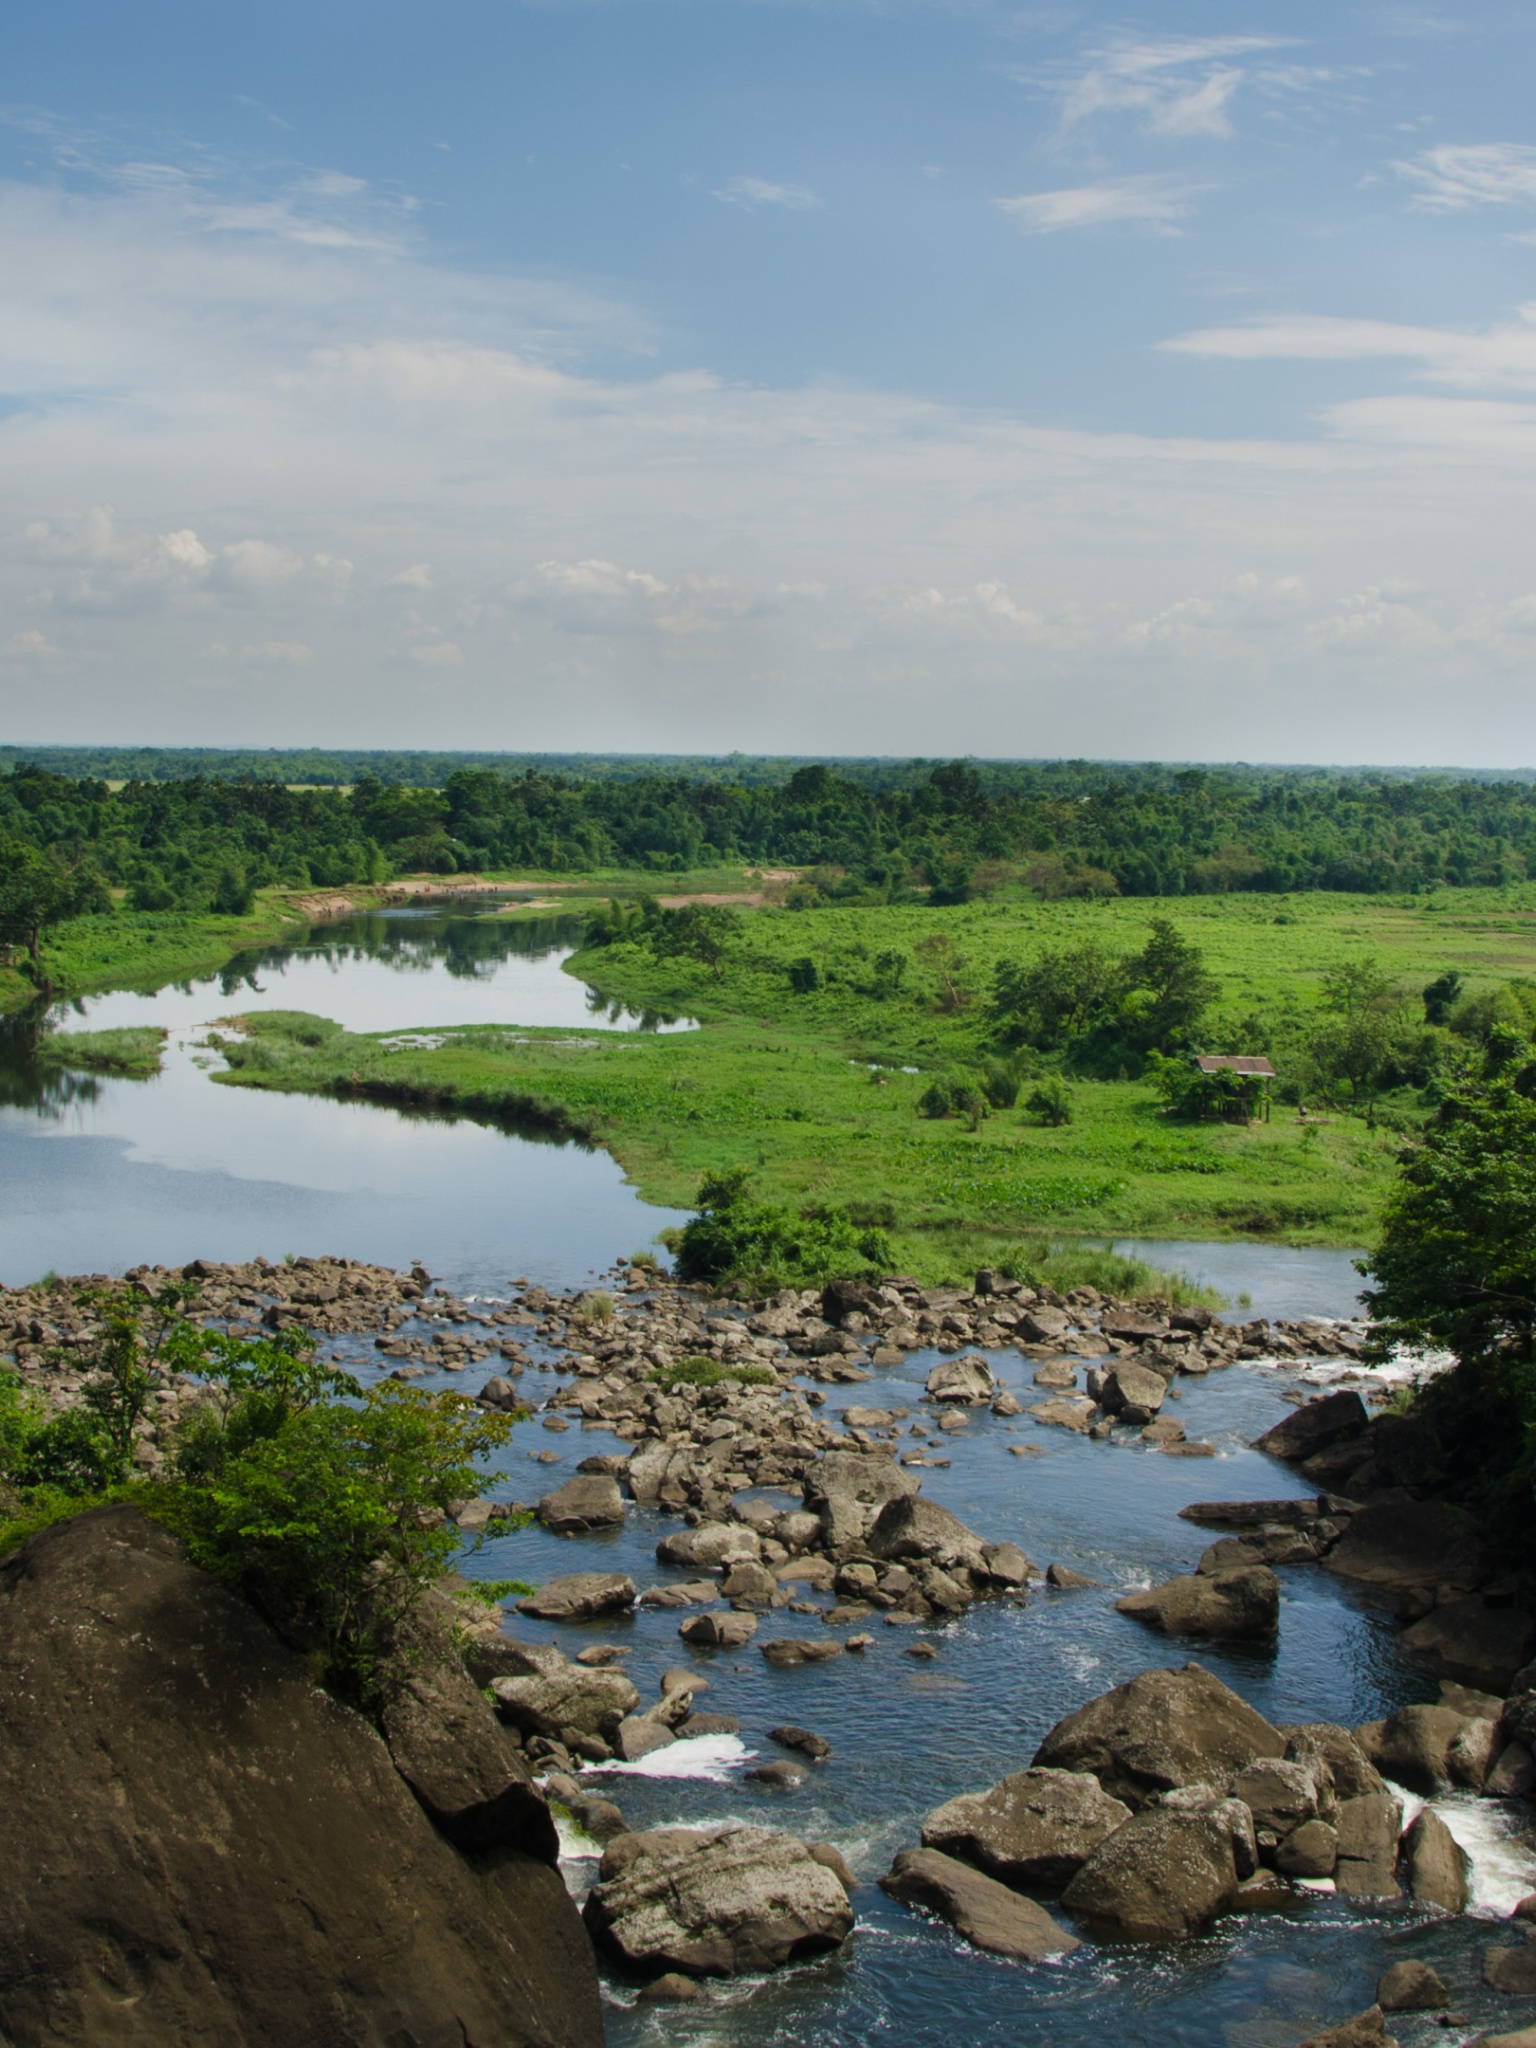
left=649, top=1356, right=778, bottom=1390
left=672, top=1168, right=892, bottom=1291
left=1024, top=1079, right=1073, bottom=1126
left=788, top=956, right=821, bottom=994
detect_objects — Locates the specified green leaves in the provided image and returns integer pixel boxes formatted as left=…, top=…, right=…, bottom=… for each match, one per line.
left=674, top=1171, right=891, bottom=1290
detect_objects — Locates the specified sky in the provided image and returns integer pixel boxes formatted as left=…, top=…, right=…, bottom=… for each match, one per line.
left=3, top=1, right=1536, bottom=765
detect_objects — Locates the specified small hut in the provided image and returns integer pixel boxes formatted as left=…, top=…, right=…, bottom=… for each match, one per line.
left=1193, top=1055, right=1276, bottom=1123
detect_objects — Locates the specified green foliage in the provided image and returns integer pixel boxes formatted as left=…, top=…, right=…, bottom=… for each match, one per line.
left=788, top=956, right=821, bottom=994
left=1024, top=1077, right=1074, bottom=1126
left=990, top=919, right=1216, bottom=1074
left=648, top=1355, right=778, bottom=1389
left=474, top=1575, right=538, bottom=1601
left=33, top=1026, right=166, bottom=1080
left=673, top=1168, right=893, bottom=1290
left=1148, top=1055, right=1264, bottom=1124
left=0, top=836, right=110, bottom=965
left=997, top=1235, right=1219, bottom=1306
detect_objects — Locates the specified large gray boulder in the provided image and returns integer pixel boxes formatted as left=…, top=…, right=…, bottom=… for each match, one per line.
left=1402, top=1807, right=1469, bottom=1913
left=1098, top=1364, right=1168, bottom=1424
left=920, top=1767, right=1131, bottom=1888
left=1032, top=1663, right=1284, bottom=1810
left=1060, top=1804, right=1246, bottom=1937
left=1116, top=1567, right=1279, bottom=1641
left=657, top=1522, right=763, bottom=1569
left=1401, top=1597, right=1536, bottom=1696
left=537, top=1474, right=626, bottom=1533
left=517, top=1572, right=637, bottom=1621
left=1280, top=1722, right=1388, bottom=1805
left=0, top=1505, right=602, bottom=2048
left=802, top=1452, right=919, bottom=1506
left=1354, top=1704, right=1468, bottom=1794
left=866, top=1494, right=989, bottom=1574
left=880, top=1848, right=1082, bottom=1959
left=583, top=1826, right=855, bottom=1976
left=491, top=1661, right=640, bottom=1741
left=925, top=1356, right=995, bottom=1404
left=1333, top=1792, right=1403, bottom=1897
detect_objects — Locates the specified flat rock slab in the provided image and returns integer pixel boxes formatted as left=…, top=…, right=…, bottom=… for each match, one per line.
left=921, top=1766, right=1130, bottom=1888
left=1030, top=1398, right=1098, bottom=1433
left=583, top=1825, right=854, bottom=1977
left=1252, top=1390, right=1368, bottom=1462
left=519, top=1573, right=637, bottom=1621
left=881, top=1847, right=1081, bottom=1960
left=761, top=1638, right=844, bottom=1668
left=1402, top=1597, right=1536, bottom=1696
left=1323, top=1499, right=1487, bottom=1595
left=491, top=1665, right=640, bottom=1741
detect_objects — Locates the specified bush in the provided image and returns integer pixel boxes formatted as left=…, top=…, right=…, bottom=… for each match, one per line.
left=919, top=1073, right=987, bottom=1126
left=1024, top=1078, right=1073, bottom=1126
left=788, top=956, right=821, bottom=994
left=672, top=1168, right=892, bottom=1291
left=648, top=1356, right=778, bottom=1390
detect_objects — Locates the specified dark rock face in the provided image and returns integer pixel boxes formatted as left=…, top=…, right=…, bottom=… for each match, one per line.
left=1402, top=1808, right=1469, bottom=1914
left=1323, top=1499, right=1488, bottom=1596
left=1376, top=1959, right=1449, bottom=2013
left=583, top=1826, right=854, bottom=1976
left=880, top=1848, right=1082, bottom=1960
left=1251, top=1390, right=1368, bottom=1462
left=1355, top=1704, right=1468, bottom=1793
left=1401, top=1597, right=1536, bottom=1695
left=920, top=1768, right=1130, bottom=1889
left=1032, top=1663, right=1285, bottom=1810
left=0, top=1506, right=602, bottom=2048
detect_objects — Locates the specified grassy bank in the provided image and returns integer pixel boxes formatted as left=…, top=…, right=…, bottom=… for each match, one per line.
left=0, top=896, right=318, bottom=1015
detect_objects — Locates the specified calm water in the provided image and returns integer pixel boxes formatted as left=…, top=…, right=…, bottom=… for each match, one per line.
left=0, top=905, right=691, bottom=1288
left=1, top=914, right=1520, bottom=2045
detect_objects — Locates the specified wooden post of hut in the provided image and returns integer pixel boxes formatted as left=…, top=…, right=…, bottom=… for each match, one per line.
left=1194, top=1055, right=1276, bottom=1123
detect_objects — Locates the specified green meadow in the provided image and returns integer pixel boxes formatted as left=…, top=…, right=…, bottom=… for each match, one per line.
left=199, top=881, right=1536, bottom=1278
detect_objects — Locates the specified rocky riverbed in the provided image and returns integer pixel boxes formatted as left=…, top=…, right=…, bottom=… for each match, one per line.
left=9, top=1255, right=1536, bottom=2046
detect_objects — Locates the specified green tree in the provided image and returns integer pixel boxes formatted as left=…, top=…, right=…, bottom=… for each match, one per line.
left=648, top=904, right=740, bottom=980
left=0, top=840, right=109, bottom=963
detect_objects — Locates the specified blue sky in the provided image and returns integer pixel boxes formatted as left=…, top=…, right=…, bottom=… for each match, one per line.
left=3, top=1, right=1536, bottom=761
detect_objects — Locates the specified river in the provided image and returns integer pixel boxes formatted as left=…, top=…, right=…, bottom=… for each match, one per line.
left=1, top=902, right=1525, bottom=2047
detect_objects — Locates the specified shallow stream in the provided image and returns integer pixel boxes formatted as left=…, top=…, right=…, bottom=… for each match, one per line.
left=1, top=905, right=1529, bottom=2047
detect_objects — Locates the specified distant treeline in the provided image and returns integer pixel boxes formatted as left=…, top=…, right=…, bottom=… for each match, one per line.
left=3, top=757, right=1536, bottom=914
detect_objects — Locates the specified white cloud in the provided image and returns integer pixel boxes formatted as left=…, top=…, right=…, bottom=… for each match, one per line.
left=1049, top=36, right=1293, bottom=141
left=158, top=528, right=212, bottom=570
left=1395, top=143, right=1536, bottom=212
left=239, top=639, right=312, bottom=664
left=2, top=627, right=60, bottom=660
left=713, top=176, right=821, bottom=211
left=1163, top=307, right=1536, bottom=392
left=389, top=562, right=433, bottom=588
left=998, top=175, right=1205, bottom=235
left=217, top=539, right=305, bottom=587
left=409, top=641, right=462, bottom=666
left=536, top=559, right=669, bottom=599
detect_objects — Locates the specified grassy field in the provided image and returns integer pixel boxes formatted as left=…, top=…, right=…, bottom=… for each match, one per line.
left=198, top=881, right=1536, bottom=1275
left=0, top=898, right=319, bottom=1015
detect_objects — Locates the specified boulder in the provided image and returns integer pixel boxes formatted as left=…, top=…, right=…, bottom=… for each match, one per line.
left=679, top=1611, right=758, bottom=1648
left=1323, top=1499, right=1488, bottom=1596
left=537, top=1474, right=626, bottom=1534
left=880, top=1848, right=1082, bottom=1960
left=1274, top=1819, right=1338, bottom=1877
left=1485, top=1946, right=1536, bottom=1994
left=807, top=1841, right=857, bottom=1894
left=1030, top=1397, right=1099, bottom=1432
left=657, top=1523, right=762, bottom=1570
left=1251, top=1390, right=1368, bottom=1461
left=1403, top=1807, right=1469, bottom=1913
left=926, top=1355, right=995, bottom=1404
left=920, top=1767, right=1131, bottom=1888
left=1449, top=1717, right=1502, bottom=1790
left=865, top=1495, right=989, bottom=1574
left=1060, top=1804, right=1244, bottom=1938
left=1376, top=1959, right=1449, bottom=2012
left=1402, top=1598, right=1536, bottom=1696
left=1487, top=1742, right=1536, bottom=1798
left=803, top=1451, right=919, bottom=1506
left=1228, top=1758, right=1320, bottom=1838
left=491, top=1662, right=641, bottom=1742
left=761, top=1638, right=843, bottom=1668
left=1116, top=1567, right=1279, bottom=1642
left=1282, top=1722, right=1387, bottom=1804
left=1356, top=1704, right=1468, bottom=1793
left=748, top=1760, right=808, bottom=1791
left=1296, top=2011, right=1396, bottom=2048
left=822, top=1279, right=880, bottom=1325
left=1033, top=1662, right=1285, bottom=1810
left=1333, top=1793, right=1403, bottom=1897
left=583, top=1825, right=855, bottom=1976
left=1047, top=1563, right=1101, bottom=1590
left=0, top=1505, right=603, bottom=2048
left=980, top=1542, right=1032, bottom=1589
left=770, top=1725, right=833, bottom=1761
left=1098, top=1364, right=1168, bottom=1424
left=1020, top=1307, right=1074, bottom=1343
left=518, top=1572, right=637, bottom=1621
left=613, top=1716, right=676, bottom=1763
left=722, top=1560, right=779, bottom=1603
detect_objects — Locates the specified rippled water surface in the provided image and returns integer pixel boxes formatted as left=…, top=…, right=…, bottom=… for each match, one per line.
left=2, top=915, right=1528, bottom=2045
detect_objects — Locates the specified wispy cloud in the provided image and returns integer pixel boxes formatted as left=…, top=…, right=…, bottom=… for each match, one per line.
left=1047, top=35, right=1295, bottom=141
left=1394, top=142, right=1536, bottom=211
left=998, top=173, right=1206, bottom=234
left=713, top=175, right=821, bottom=211
left=1163, top=307, right=1536, bottom=392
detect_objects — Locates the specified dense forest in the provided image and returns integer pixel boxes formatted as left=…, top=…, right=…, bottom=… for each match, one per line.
left=4, top=757, right=1536, bottom=923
